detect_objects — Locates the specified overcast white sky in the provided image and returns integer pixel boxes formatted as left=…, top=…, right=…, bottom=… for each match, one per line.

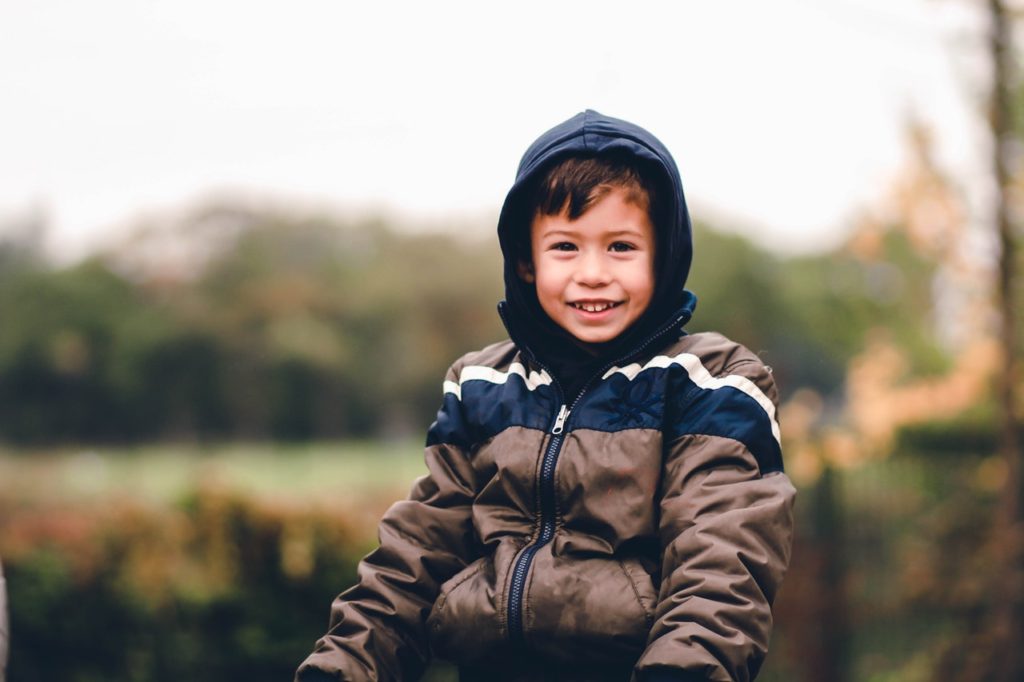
left=0, top=0, right=992, bottom=261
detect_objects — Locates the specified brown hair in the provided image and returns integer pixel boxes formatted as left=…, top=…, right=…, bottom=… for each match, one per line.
left=530, top=155, right=653, bottom=219
left=516, top=154, right=661, bottom=264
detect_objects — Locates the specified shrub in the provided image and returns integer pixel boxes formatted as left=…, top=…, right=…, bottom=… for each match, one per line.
left=0, top=487, right=366, bottom=681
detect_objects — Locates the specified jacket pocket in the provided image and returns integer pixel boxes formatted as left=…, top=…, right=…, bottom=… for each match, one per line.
left=427, top=555, right=503, bottom=663
left=618, top=557, right=657, bottom=629
left=523, top=549, right=657, bottom=665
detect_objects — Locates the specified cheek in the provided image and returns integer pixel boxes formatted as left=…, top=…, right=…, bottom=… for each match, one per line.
left=534, top=269, right=564, bottom=306
left=626, top=264, right=655, bottom=303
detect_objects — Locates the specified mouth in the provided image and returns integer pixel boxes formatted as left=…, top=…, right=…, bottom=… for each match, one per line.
left=569, top=301, right=622, bottom=313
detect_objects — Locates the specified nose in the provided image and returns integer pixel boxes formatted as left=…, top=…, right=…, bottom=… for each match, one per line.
left=573, top=249, right=610, bottom=287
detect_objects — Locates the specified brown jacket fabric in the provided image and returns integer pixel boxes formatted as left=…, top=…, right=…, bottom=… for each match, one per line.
left=296, top=330, right=796, bottom=681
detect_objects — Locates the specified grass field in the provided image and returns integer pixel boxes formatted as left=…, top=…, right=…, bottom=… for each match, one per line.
left=0, top=439, right=428, bottom=507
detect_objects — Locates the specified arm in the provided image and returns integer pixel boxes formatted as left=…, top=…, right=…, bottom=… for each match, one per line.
left=296, top=363, right=479, bottom=682
left=636, top=359, right=796, bottom=682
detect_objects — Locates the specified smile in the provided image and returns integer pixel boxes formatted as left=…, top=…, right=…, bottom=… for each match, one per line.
left=570, top=301, right=622, bottom=313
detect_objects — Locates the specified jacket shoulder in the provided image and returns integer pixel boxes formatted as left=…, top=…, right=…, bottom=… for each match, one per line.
left=446, top=339, right=521, bottom=379
left=666, top=331, right=766, bottom=372
left=661, top=331, right=779, bottom=405
left=430, top=338, right=543, bottom=447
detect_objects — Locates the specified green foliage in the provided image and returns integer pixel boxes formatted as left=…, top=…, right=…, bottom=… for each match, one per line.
left=688, top=223, right=949, bottom=397
left=0, top=443, right=450, bottom=681
left=0, top=259, right=169, bottom=441
left=180, top=211, right=507, bottom=439
left=1, top=435, right=997, bottom=682
left=0, top=200, right=959, bottom=443
left=688, top=225, right=823, bottom=393
left=1, top=487, right=363, bottom=682
left=896, top=407, right=1003, bottom=456
left=0, top=208, right=506, bottom=443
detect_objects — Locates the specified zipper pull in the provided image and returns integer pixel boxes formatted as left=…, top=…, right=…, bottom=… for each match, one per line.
left=552, top=404, right=570, bottom=435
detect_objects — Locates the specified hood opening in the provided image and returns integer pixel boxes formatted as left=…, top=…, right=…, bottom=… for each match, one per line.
left=496, top=110, right=696, bottom=390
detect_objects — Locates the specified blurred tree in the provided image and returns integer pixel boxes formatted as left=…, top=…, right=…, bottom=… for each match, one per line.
left=0, top=195, right=961, bottom=448
left=0, top=259, right=152, bottom=442
left=189, top=209, right=506, bottom=439
left=983, top=0, right=1024, bottom=678
left=688, top=213, right=950, bottom=403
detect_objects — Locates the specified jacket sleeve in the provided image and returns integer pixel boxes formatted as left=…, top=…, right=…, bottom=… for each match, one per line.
left=296, top=362, right=480, bottom=682
left=635, top=358, right=797, bottom=682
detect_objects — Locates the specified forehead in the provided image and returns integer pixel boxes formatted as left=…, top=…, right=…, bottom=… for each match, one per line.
left=530, top=187, right=654, bottom=240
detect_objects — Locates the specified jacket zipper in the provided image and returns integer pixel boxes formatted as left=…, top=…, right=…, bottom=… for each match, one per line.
left=506, top=399, right=570, bottom=644
left=501, top=306, right=691, bottom=645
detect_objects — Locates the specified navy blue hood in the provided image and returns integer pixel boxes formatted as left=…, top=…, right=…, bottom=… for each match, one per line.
left=496, top=110, right=696, bottom=380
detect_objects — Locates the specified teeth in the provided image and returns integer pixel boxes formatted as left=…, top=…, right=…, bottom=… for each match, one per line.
left=574, top=302, right=615, bottom=312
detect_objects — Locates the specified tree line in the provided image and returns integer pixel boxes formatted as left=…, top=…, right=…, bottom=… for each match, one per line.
left=0, top=199, right=949, bottom=445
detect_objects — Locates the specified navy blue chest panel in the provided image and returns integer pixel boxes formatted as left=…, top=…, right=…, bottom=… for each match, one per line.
left=426, top=355, right=783, bottom=475
left=426, top=379, right=557, bottom=449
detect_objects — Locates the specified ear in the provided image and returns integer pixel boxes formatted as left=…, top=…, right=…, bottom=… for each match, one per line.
left=516, top=260, right=535, bottom=283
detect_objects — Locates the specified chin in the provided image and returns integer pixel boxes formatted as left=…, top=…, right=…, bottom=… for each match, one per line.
left=571, top=329, right=624, bottom=345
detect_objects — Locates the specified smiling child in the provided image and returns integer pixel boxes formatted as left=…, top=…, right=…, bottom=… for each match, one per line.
left=297, top=110, right=796, bottom=682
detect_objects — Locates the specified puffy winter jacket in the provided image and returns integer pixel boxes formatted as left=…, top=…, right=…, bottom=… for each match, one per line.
left=296, top=327, right=794, bottom=681
left=296, top=111, right=796, bottom=681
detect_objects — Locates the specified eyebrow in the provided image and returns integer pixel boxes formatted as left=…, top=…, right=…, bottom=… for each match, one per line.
left=541, top=228, right=646, bottom=238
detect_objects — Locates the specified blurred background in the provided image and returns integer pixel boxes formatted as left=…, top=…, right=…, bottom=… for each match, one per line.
left=1, top=1, right=1023, bottom=680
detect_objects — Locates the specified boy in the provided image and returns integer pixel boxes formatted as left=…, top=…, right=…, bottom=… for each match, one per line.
left=296, top=111, right=796, bottom=681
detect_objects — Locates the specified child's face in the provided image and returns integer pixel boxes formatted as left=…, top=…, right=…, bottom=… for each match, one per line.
left=521, top=187, right=655, bottom=345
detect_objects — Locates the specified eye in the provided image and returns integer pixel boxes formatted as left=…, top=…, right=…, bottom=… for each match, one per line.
left=609, top=241, right=637, bottom=253
left=551, top=241, right=577, bottom=252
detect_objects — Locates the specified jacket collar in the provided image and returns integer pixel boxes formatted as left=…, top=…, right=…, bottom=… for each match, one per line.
left=498, top=291, right=697, bottom=399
